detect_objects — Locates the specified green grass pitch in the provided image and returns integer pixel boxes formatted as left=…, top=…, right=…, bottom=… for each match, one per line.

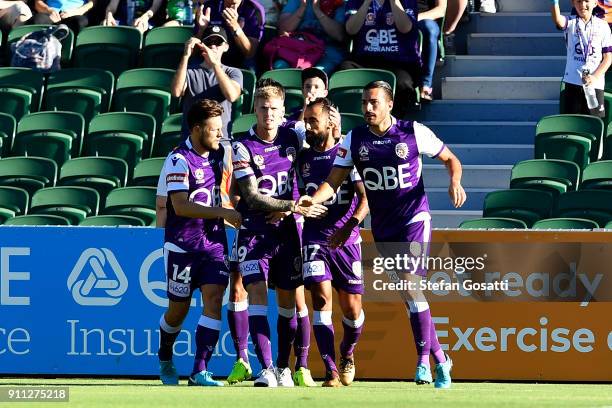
left=1, top=379, right=611, bottom=408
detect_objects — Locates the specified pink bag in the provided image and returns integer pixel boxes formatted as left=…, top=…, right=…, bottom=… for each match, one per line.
left=262, top=32, right=325, bottom=70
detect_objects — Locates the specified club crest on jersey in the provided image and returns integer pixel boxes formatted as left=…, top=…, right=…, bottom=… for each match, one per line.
left=286, top=147, right=296, bottom=162
left=194, top=168, right=204, bottom=180
left=395, top=143, right=409, bottom=159
left=365, top=12, right=375, bottom=26
left=253, top=154, right=265, bottom=168
left=359, top=144, right=369, bottom=161
left=302, top=162, right=311, bottom=177
left=386, top=12, right=394, bottom=25
left=337, top=147, right=347, bottom=158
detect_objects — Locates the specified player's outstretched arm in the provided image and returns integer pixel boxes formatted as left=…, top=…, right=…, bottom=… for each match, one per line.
left=236, top=175, right=328, bottom=217
left=550, top=0, right=567, bottom=30
left=436, top=146, right=467, bottom=209
left=170, top=191, right=242, bottom=228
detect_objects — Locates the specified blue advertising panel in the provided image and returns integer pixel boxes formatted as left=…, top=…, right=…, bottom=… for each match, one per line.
left=0, top=227, right=276, bottom=376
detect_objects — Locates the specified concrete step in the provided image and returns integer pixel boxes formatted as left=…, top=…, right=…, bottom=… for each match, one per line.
left=423, top=121, right=535, bottom=144
left=440, top=56, right=566, bottom=77
left=413, top=100, right=558, bottom=121
left=426, top=188, right=489, bottom=211
left=431, top=210, right=483, bottom=229
left=497, top=0, right=571, bottom=13
left=423, top=164, right=512, bottom=189
left=473, top=12, right=559, bottom=33
left=442, top=77, right=561, bottom=100
left=468, top=33, right=565, bottom=56
left=423, top=144, right=532, bottom=165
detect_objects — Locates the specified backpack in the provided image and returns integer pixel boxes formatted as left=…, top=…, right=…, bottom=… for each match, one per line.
left=262, top=32, right=325, bottom=70
left=11, top=25, right=69, bottom=73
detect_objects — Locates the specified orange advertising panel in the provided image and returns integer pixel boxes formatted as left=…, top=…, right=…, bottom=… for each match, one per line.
left=305, top=230, right=612, bottom=382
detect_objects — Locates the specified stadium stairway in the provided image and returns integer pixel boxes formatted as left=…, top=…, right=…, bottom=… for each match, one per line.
left=417, top=0, right=572, bottom=227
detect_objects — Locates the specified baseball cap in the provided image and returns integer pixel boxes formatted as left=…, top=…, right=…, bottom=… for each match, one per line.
left=202, top=25, right=228, bottom=44
left=301, top=67, right=329, bottom=89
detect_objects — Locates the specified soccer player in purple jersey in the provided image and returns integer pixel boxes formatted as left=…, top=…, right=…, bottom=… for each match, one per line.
left=231, top=79, right=327, bottom=387
left=300, top=81, right=466, bottom=389
left=156, top=99, right=242, bottom=386
left=297, top=97, right=369, bottom=387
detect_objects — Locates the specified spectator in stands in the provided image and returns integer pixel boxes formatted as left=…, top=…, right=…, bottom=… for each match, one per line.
left=190, top=0, right=265, bottom=70
left=340, top=0, right=421, bottom=116
left=0, top=0, right=32, bottom=30
left=551, top=0, right=612, bottom=117
left=417, top=0, right=446, bottom=101
left=443, top=0, right=466, bottom=34
left=100, top=0, right=165, bottom=34
left=33, top=0, right=93, bottom=33
left=171, top=26, right=243, bottom=141
left=275, top=0, right=346, bottom=74
left=259, top=0, right=286, bottom=25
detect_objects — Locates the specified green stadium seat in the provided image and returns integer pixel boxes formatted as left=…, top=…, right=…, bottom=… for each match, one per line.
left=536, top=114, right=604, bottom=162
left=233, top=68, right=257, bottom=118
left=153, top=113, right=181, bottom=157
left=7, top=25, right=74, bottom=66
left=0, top=68, right=45, bottom=120
left=231, top=113, right=257, bottom=138
left=0, top=186, right=29, bottom=223
left=132, top=158, right=164, bottom=186
left=58, top=157, right=128, bottom=200
left=0, top=156, right=57, bottom=195
left=510, top=159, right=580, bottom=196
left=30, top=186, right=99, bottom=225
left=603, top=126, right=612, bottom=160
left=79, top=215, right=146, bottom=226
left=113, top=68, right=177, bottom=130
left=581, top=161, right=612, bottom=190
left=483, top=189, right=554, bottom=227
left=0, top=112, right=16, bottom=157
left=555, top=190, right=612, bottom=227
left=260, top=69, right=304, bottom=113
left=532, top=218, right=599, bottom=230
left=459, top=217, right=528, bottom=229
left=86, top=112, right=156, bottom=176
left=13, top=111, right=85, bottom=166
left=534, top=133, right=592, bottom=170
left=329, top=69, right=397, bottom=115
left=45, top=68, right=115, bottom=123
left=74, top=26, right=142, bottom=77
left=103, top=186, right=156, bottom=225
left=3, top=214, right=70, bottom=225
left=605, top=220, right=612, bottom=229
left=142, top=26, right=193, bottom=69
left=340, top=113, right=365, bottom=134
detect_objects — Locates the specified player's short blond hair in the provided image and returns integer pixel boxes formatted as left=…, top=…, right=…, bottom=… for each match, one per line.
left=254, top=78, right=285, bottom=102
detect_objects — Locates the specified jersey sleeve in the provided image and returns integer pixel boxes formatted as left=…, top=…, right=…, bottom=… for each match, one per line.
left=164, top=153, right=190, bottom=193
left=414, top=122, right=445, bottom=158
left=333, top=130, right=354, bottom=168
left=231, top=141, right=255, bottom=180
left=156, top=164, right=167, bottom=197
left=603, top=20, right=612, bottom=53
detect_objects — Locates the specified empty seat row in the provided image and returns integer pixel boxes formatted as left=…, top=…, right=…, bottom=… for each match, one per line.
left=460, top=217, right=608, bottom=230
left=0, top=185, right=156, bottom=226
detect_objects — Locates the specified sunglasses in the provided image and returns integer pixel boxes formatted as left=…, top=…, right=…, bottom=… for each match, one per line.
left=204, top=37, right=225, bottom=47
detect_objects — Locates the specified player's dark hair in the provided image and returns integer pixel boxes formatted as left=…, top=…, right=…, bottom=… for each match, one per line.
left=255, top=78, right=285, bottom=101
left=364, top=80, right=394, bottom=101
left=306, top=97, right=333, bottom=116
left=187, top=99, right=224, bottom=130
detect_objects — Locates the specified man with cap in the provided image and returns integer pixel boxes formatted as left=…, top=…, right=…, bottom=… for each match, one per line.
left=171, top=25, right=244, bottom=143
left=194, top=0, right=265, bottom=70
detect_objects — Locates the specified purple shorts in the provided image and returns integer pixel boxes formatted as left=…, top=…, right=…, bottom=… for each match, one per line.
left=302, top=242, right=364, bottom=294
left=237, top=221, right=302, bottom=290
left=164, top=248, right=230, bottom=302
left=374, top=220, right=432, bottom=277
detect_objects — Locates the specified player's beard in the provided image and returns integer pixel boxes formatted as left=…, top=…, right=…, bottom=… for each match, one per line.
left=306, top=130, right=326, bottom=148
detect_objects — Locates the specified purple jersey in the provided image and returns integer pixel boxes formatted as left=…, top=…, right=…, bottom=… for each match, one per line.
left=345, top=0, right=420, bottom=64
left=163, top=138, right=227, bottom=252
left=333, top=118, right=444, bottom=241
left=232, top=126, right=305, bottom=232
left=298, top=143, right=362, bottom=245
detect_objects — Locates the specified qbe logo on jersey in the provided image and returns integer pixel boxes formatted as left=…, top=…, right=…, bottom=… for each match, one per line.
left=67, top=248, right=128, bottom=306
